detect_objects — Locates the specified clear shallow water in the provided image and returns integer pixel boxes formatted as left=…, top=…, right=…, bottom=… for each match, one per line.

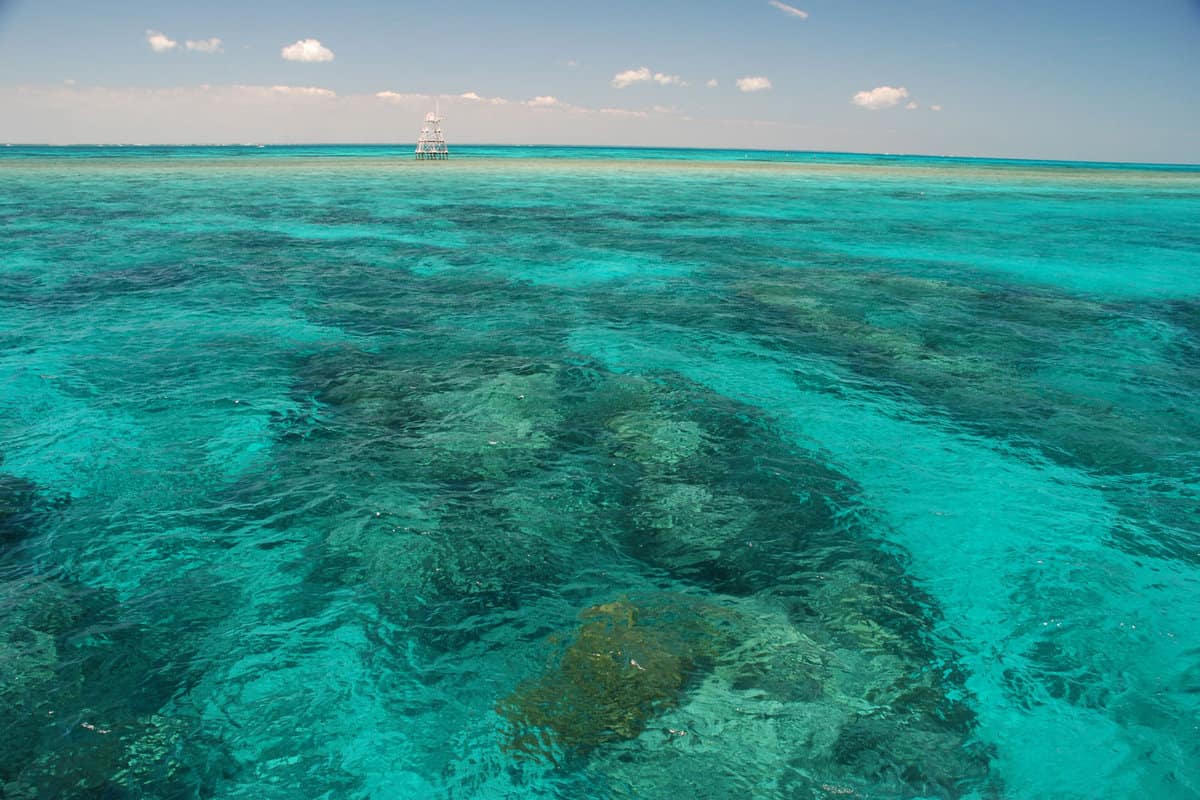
left=1, top=146, right=1198, bottom=799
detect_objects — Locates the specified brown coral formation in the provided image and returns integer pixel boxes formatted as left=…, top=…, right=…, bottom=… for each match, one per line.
left=498, top=596, right=728, bottom=761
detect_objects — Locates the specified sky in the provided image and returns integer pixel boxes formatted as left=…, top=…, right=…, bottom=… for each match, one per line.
left=1, top=0, right=1198, bottom=162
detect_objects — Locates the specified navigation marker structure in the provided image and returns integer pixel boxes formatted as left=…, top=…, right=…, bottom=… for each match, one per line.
left=415, top=103, right=448, bottom=160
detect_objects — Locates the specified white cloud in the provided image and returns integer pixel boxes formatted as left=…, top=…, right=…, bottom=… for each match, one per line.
left=706, top=79, right=718, bottom=88
left=906, top=101, right=918, bottom=110
left=931, top=104, right=943, bottom=112
left=612, top=67, right=652, bottom=88
left=525, top=95, right=561, bottom=107
left=852, top=85, right=909, bottom=110
left=612, top=67, right=685, bottom=88
left=146, top=30, right=177, bottom=53
left=281, top=39, right=334, bottom=62
left=186, top=38, right=223, bottom=54
left=768, top=1, right=809, bottom=19
left=736, top=76, right=772, bottom=93
left=565, top=59, right=579, bottom=68
left=237, top=85, right=336, bottom=99
left=63, top=78, right=77, bottom=85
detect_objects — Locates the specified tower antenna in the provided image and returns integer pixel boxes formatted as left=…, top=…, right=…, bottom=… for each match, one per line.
left=415, top=100, right=448, bottom=160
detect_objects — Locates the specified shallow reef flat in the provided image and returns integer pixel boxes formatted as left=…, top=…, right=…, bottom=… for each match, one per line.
left=281, top=355, right=995, bottom=797
left=0, top=148, right=1197, bottom=799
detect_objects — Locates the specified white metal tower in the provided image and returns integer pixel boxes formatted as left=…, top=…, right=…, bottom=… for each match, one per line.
left=415, top=104, right=448, bottom=160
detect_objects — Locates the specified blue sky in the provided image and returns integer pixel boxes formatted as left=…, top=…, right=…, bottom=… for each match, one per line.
left=1, top=0, right=1198, bottom=161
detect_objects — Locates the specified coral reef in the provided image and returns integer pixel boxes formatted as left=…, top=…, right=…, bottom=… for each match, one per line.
left=415, top=369, right=564, bottom=481
left=579, top=601, right=997, bottom=799
left=608, top=409, right=711, bottom=467
left=612, top=390, right=848, bottom=596
left=291, top=343, right=999, bottom=795
left=0, top=573, right=211, bottom=798
left=0, top=471, right=43, bottom=546
left=498, top=596, right=731, bottom=761
left=736, top=268, right=1200, bottom=477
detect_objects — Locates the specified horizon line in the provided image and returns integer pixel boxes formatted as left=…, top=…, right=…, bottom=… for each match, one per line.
left=2, top=142, right=1199, bottom=169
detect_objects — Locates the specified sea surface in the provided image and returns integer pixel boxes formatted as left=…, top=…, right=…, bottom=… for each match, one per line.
left=1, top=145, right=1198, bottom=799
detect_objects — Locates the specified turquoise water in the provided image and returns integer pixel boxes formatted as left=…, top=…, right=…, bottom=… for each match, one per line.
left=1, top=146, right=1198, bottom=799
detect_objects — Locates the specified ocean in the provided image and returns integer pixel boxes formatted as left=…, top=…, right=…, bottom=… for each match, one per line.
left=1, top=145, right=1198, bottom=799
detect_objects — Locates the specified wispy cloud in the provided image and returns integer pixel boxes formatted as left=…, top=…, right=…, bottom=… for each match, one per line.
left=146, top=30, right=177, bottom=53
left=375, top=90, right=420, bottom=102
left=460, top=91, right=509, bottom=105
left=906, top=101, right=918, bottom=110
left=375, top=90, right=509, bottom=107
left=185, top=38, right=223, bottom=54
left=654, top=72, right=684, bottom=86
left=237, top=85, right=336, bottom=99
left=4, top=83, right=853, bottom=148
left=599, top=107, right=649, bottom=118
left=364, top=92, right=628, bottom=115
left=281, top=39, right=334, bottom=62
left=852, top=85, right=909, bottom=109
left=736, top=76, right=772, bottom=93
left=931, top=104, right=943, bottom=112
left=768, top=1, right=809, bottom=19
left=706, top=79, right=719, bottom=88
